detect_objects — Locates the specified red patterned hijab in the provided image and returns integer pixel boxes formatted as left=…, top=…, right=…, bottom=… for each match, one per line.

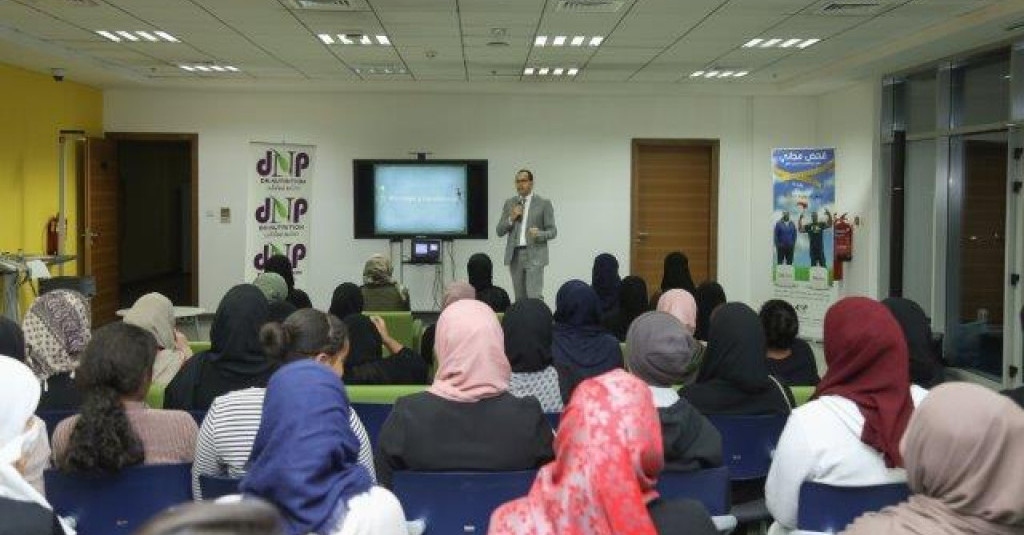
left=814, top=297, right=914, bottom=467
left=490, top=369, right=663, bottom=535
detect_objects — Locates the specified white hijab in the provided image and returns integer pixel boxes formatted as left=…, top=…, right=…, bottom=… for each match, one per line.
left=0, top=356, right=47, bottom=506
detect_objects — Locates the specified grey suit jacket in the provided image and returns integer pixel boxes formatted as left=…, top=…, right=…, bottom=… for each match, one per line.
left=495, top=194, right=557, bottom=266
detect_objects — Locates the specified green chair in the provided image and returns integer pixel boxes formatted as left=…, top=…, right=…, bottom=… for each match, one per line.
left=146, top=383, right=165, bottom=409
left=790, top=386, right=815, bottom=407
left=347, top=385, right=427, bottom=404
left=364, top=311, right=414, bottom=348
left=188, top=341, right=212, bottom=354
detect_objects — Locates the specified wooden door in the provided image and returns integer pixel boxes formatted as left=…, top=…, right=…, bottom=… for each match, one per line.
left=631, top=140, right=718, bottom=296
left=81, top=138, right=119, bottom=326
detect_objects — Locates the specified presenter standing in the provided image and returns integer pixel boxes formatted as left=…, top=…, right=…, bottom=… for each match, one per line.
left=496, top=169, right=557, bottom=302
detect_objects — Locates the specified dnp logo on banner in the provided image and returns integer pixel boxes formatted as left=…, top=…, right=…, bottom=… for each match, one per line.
left=246, top=143, right=316, bottom=285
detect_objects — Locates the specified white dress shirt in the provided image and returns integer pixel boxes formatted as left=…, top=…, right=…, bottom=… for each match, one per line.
left=517, top=193, right=533, bottom=247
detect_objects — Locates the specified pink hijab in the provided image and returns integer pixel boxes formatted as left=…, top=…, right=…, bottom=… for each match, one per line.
left=657, top=289, right=697, bottom=332
left=428, top=299, right=510, bottom=402
left=442, top=280, right=476, bottom=310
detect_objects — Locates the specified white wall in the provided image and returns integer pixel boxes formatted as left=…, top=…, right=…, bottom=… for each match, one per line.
left=103, top=88, right=876, bottom=312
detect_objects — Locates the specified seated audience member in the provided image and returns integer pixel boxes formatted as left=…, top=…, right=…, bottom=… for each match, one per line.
left=591, top=253, right=622, bottom=315
left=490, top=370, right=718, bottom=535
left=681, top=302, right=794, bottom=416
left=0, top=358, right=68, bottom=535
left=133, top=499, right=285, bottom=535
left=693, top=281, right=726, bottom=342
left=0, top=316, right=26, bottom=361
left=266, top=300, right=296, bottom=325
left=342, top=314, right=429, bottom=385
left=360, top=254, right=410, bottom=311
left=241, top=360, right=408, bottom=535
left=883, top=297, right=945, bottom=389
left=23, top=290, right=91, bottom=411
left=503, top=299, right=563, bottom=413
left=552, top=280, right=623, bottom=401
left=765, top=297, right=929, bottom=535
left=123, top=292, right=193, bottom=388
left=329, top=282, right=364, bottom=320
left=651, top=251, right=698, bottom=305
left=192, top=308, right=373, bottom=499
left=419, top=281, right=476, bottom=366
left=263, top=255, right=312, bottom=310
left=759, top=299, right=820, bottom=387
left=164, top=285, right=275, bottom=411
left=602, top=275, right=649, bottom=342
left=656, top=288, right=705, bottom=385
left=53, top=323, right=198, bottom=471
left=376, top=300, right=554, bottom=487
left=627, top=312, right=722, bottom=471
left=253, top=272, right=288, bottom=303
left=844, top=382, right=1024, bottom=535
left=467, top=253, right=510, bottom=313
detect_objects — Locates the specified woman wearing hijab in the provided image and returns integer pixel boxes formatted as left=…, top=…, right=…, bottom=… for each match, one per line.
left=193, top=308, right=375, bottom=500
left=419, top=281, right=476, bottom=367
left=123, top=292, right=193, bottom=388
left=764, top=297, right=929, bottom=535
left=164, top=285, right=276, bottom=411
left=0, top=357, right=70, bottom=535
left=656, top=289, right=705, bottom=385
left=503, top=299, right=562, bottom=412
left=467, top=253, right=510, bottom=313
left=241, top=360, right=408, bottom=535
left=591, top=253, right=621, bottom=314
left=843, top=382, right=1024, bottom=535
left=253, top=272, right=288, bottom=303
left=329, top=282, right=364, bottom=321
left=552, top=280, right=623, bottom=401
left=882, top=297, right=944, bottom=389
left=23, top=289, right=91, bottom=411
left=651, top=251, right=697, bottom=305
left=53, top=323, right=197, bottom=471
left=342, top=314, right=428, bottom=385
left=627, top=312, right=722, bottom=472
left=602, top=276, right=649, bottom=342
left=376, top=300, right=554, bottom=487
left=263, top=255, right=313, bottom=310
left=360, top=254, right=410, bottom=311
left=0, top=316, right=26, bottom=361
left=490, top=370, right=718, bottom=535
left=759, top=299, right=819, bottom=387
left=693, top=281, right=726, bottom=342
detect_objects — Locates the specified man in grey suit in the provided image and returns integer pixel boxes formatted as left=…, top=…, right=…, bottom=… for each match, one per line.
left=496, top=169, right=557, bottom=302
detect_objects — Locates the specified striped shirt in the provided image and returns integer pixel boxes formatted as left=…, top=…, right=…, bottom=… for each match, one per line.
left=191, top=387, right=375, bottom=499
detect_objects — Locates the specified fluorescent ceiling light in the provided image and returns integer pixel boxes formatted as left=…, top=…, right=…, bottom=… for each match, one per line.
left=589, top=36, right=604, bottom=46
left=553, top=67, right=564, bottom=75
left=360, top=35, right=372, bottom=45
left=734, top=71, right=749, bottom=77
left=779, top=38, right=801, bottom=48
left=705, top=71, right=719, bottom=78
left=339, top=34, right=353, bottom=44
left=194, top=65, right=210, bottom=72
left=571, top=36, right=585, bottom=46
left=690, top=71, right=705, bottom=77
left=178, top=65, right=194, bottom=71
left=797, top=38, right=820, bottom=49
left=96, top=30, right=120, bottom=42
left=524, top=67, right=535, bottom=75
left=209, top=65, right=225, bottom=72
left=760, top=38, right=782, bottom=48
left=538, top=67, right=549, bottom=75
left=154, top=31, right=178, bottom=42
left=743, top=38, right=762, bottom=48
left=720, top=71, right=734, bottom=77
left=553, top=36, right=566, bottom=46
left=376, top=35, right=390, bottom=45
left=136, top=31, right=158, bottom=42
left=535, top=36, right=547, bottom=46
left=116, top=31, right=139, bottom=41
left=567, top=67, right=579, bottom=76
left=225, top=66, right=239, bottom=72
left=318, top=33, right=334, bottom=44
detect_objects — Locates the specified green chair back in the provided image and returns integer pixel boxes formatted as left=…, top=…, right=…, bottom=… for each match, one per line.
left=146, top=383, right=165, bottom=409
left=790, top=386, right=815, bottom=407
left=364, top=311, right=414, bottom=348
left=188, top=341, right=212, bottom=354
left=347, top=385, right=427, bottom=404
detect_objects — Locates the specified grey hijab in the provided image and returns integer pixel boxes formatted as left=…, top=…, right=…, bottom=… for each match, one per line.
left=626, top=311, right=698, bottom=387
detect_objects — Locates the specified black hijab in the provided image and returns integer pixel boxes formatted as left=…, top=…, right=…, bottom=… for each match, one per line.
left=503, top=299, right=553, bottom=373
left=265, top=255, right=312, bottom=309
left=882, top=297, right=944, bottom=389
left=0, top=316, right=25, bottom=361
left=591, top=253, right=621, bottom=314
left=341, top=313, right=383, bottom=370
left=661, top=252, right=697, bottom=294
left=682, top=302, right=791, bottom=415
left=467, top=253, right=494, bottom=292
left=330, top=283, right=364, bottom=320
left=552, top=280, right=623, bottom=375
left=267, top=300, right=297, bottom=324
left=602, top=276, right=649, bottom=342
left=209, top=284, right=275, bottom=376
left=694, top=281, right=727, bottom=342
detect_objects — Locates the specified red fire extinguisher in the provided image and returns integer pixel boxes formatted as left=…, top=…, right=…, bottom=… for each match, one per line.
left=833, top=213, right=853, bottom=281
left=46, top=216, right=60, bottom=256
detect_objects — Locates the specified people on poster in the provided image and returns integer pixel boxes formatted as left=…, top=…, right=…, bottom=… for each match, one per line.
left=799, top=209, right=833, bottom=268
left=774, top=211, right=797, bottom=265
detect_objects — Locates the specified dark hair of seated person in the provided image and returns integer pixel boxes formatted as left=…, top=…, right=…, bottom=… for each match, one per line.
left=259, top=308, right=349, bottom=368
left=132, top=499, right=284, bottom=535
left=59, top=322, right=156, bottom=473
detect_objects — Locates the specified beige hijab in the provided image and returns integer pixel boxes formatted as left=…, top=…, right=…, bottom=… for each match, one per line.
left=363, top=254, right=395, bottom=286
left=843, top=382, right=1024, bottom=535
left=123, top=293, right=191, bottom=386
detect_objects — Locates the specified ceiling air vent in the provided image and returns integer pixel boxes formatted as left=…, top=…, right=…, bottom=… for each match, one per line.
left=814, top=1, right=886, bottom=16
left=555, top=0, right=625, bottom=13
left=289, top=0, right=369, bottom=12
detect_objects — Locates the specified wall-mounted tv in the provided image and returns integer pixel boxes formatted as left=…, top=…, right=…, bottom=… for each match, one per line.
left=353, top=159, right=488, bottom=239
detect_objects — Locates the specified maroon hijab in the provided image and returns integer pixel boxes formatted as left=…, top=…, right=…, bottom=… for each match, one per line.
left=814, top=297, right=914, bottom=468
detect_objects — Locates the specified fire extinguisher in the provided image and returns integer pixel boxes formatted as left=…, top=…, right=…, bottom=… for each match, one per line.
left=833, top=213, right=853, bottom=280
left=46, top=216, right=59, bottom=256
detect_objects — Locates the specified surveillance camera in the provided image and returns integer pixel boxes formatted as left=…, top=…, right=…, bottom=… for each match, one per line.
left=51, top=68, right=65, bottom=82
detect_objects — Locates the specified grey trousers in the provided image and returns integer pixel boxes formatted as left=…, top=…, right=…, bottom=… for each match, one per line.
left=510, top=248, right=544, bottom=302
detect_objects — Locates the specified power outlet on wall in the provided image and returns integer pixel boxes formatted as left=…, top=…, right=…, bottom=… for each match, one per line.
left=220, top=207, right=231, bottom=224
